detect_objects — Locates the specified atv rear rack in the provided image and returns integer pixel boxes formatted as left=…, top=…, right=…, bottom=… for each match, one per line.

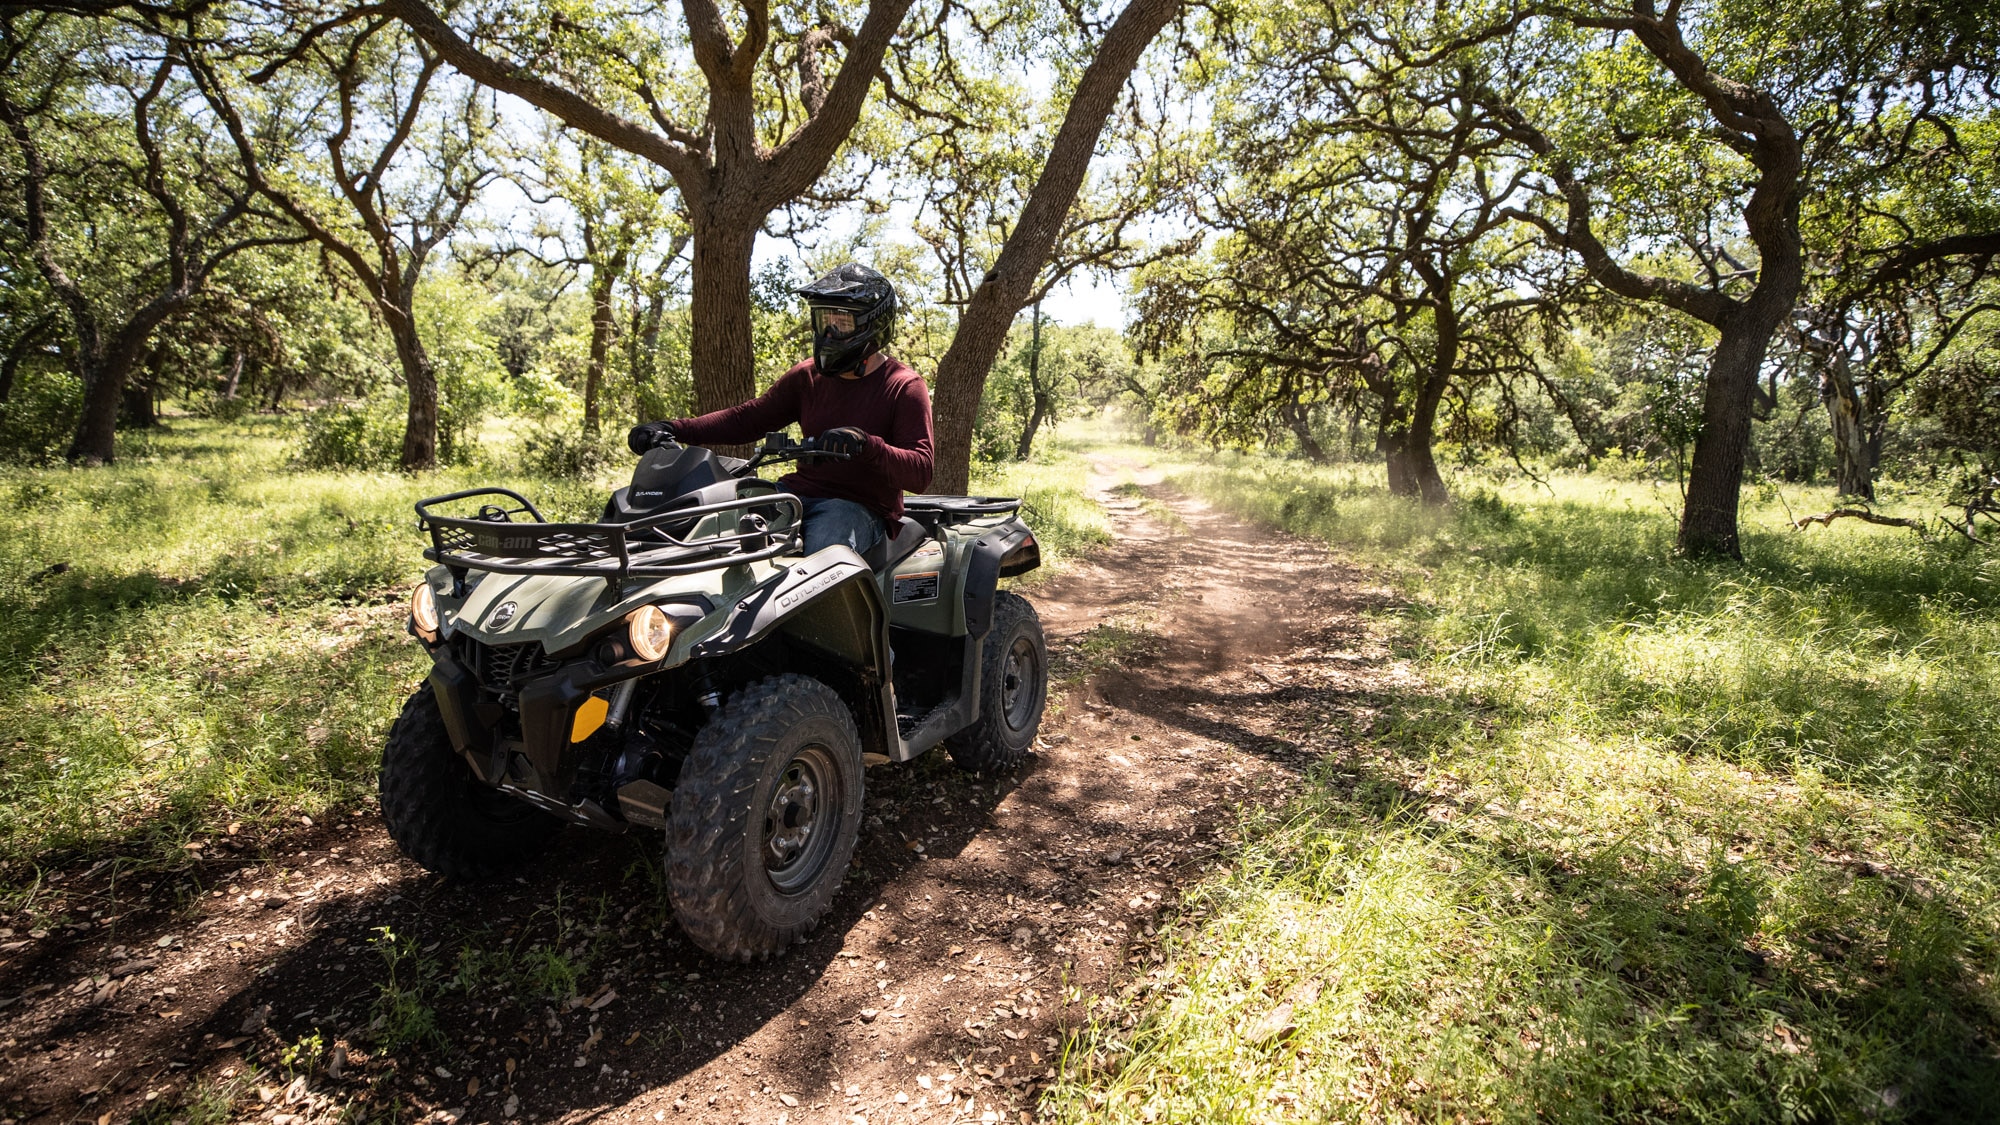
left=903, top=495, right=1022, bottom=528
left=416, top=487, right=803, bottom=594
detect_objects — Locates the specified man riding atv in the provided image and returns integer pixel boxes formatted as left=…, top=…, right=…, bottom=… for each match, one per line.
left=382, top=262, right=1048, bottom=959
left=628, top=263, right=931, bottom=557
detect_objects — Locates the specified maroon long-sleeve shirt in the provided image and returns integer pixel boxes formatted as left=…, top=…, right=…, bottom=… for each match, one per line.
left=670, top=356, right=934, bottom=522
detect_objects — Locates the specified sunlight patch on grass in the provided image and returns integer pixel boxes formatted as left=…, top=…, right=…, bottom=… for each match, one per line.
left=1042, top=450, right=2000, bottom=1122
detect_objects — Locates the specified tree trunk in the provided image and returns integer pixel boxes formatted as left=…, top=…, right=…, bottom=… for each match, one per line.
left=1016, top=388, right=1051, bottom=461
left=388, top=312, right=439, bottom=471
left=585, top=246, right=626, bottom=437
left=1678, top=307, right=1787, bottom=558
left=1403, top=303, right=1456, bottom=507
left=632, top=285, right=668, bottom=426
left=1015, top=304, right=1047, bottom=460
left=221, top=346, right=244, bottom=399
left=120, top=354, right=158, bottom=429
left=69, top=355, right=130, bottom=465
left=1404, top=368, right=1450, bottom=506
left=1820, top=359, right=1875, bottom=499
left=1279, top=391, right=1328, bottom=464
left=928, top=0, right=1181, bottom=493
left=1375, top=392, right=1418, bottom=497
left=67, top=323, right=157, bottom=465
left=687, top=214, right=757, bottom=418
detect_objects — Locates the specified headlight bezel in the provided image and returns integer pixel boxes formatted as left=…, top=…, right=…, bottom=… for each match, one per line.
left=410, top=581, right=440, bottom=642
left=626, top=604, right=675, bottom=662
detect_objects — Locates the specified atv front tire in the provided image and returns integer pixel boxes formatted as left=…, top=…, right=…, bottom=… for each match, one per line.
left=946, top=591, right=1047, bottom=774
left=667, top=674, right=864, bottom=960
left=379, top=683, right=561, bottom=880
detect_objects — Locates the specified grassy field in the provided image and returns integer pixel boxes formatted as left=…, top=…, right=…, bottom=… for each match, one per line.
left=1042, top=449, right=2000, bottom=1122
left=0, top=417, right=1108, bottom=898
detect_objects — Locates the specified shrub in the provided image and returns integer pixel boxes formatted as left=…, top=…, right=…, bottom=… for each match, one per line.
left=295, top=399, right=403, bottom=470
left=0, top=365, right=83, bottom=465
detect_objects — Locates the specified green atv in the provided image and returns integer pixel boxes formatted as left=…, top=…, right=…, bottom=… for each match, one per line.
left=381, top=431, right=1048, bottom=959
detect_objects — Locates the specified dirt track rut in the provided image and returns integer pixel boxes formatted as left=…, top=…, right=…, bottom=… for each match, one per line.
left=0, top=458, right=1401, bottom=1125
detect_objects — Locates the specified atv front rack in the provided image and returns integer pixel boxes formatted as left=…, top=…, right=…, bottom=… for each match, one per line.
left=415, top=487, right=803, bottom=594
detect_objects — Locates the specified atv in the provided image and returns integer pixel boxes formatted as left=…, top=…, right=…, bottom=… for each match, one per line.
left=381, top=431, right=1048, bottom=959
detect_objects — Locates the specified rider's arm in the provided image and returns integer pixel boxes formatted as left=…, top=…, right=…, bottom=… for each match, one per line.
left=668, top=364, right=807, bottom=446
left=862, top=370, right=934, bottom=493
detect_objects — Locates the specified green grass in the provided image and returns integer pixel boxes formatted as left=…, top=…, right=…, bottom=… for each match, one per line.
left=973, top=445, right=1114, bottom=574
left=0, top=417, right=1105, bottom=889
left=1044, top=453, right=2000, bottom=1123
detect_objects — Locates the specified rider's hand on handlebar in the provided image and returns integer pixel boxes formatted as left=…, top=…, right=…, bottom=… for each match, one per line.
left=628, top=421, right=678, bottom=455
left=818, top=426, right=869, bottom=459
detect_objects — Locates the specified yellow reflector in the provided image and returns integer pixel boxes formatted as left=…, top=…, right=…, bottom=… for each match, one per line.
left=571, top=695, right=610, bottom=743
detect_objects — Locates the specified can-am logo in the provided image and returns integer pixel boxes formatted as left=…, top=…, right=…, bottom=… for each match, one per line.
left=489, top=601, right=519, bottom=627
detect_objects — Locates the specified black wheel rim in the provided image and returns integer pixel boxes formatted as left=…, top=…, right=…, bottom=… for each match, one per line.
left=1001, top=635, right=1042, bottom=732
left=763, top=744, right=842, bottom=894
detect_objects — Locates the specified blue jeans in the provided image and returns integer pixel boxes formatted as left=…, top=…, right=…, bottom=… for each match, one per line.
left=801, top=496, right=884, bottom=556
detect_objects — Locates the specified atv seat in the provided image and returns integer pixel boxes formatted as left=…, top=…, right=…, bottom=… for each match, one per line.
left=864, top=516, right=928, bottom=573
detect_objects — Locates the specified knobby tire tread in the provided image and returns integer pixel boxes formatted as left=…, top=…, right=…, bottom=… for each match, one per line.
left=668, top=674, right=862, bottom=961
left=946, top=591, right=1046, bottom=774
left=379, top=684, right=560, bottom=881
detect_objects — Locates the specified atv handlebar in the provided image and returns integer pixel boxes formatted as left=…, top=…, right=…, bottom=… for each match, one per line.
left=637, top=430, right=855, bottom=474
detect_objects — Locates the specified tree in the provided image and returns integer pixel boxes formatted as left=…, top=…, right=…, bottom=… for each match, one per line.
left=1796, top=109, right=2000, bottom=499
left=0, top=12, right=287, bottom=463
left=1434, top=0, right=2000, bottom=554
left=1130, top=11, right=1561, bottom=502
left=199, top=14, right=497, bottom=469
left=926, top=0, right=1183, bottom=492
left=374, top=0, right=915, bottom=422
left=510, top=126, right=683, bottom=436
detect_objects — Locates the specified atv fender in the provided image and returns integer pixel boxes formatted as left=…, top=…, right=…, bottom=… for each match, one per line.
left=962, top=519, right=1040, bottom=636
left=690, top=547, right=899, bottom=760
left=426, top=648, right=502, bottom=782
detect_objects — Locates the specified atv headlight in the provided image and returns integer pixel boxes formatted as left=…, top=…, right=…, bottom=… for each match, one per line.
left=410, top=581, right=440, bottom=642
left=627, top=604, right=675, bottom=662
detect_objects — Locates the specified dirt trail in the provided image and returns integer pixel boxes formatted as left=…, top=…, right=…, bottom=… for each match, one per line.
left=0, top=457, right=1402, bottom=1125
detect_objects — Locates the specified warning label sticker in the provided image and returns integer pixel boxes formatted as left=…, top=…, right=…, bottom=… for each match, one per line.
left=893, top=571, right=940, bottom=604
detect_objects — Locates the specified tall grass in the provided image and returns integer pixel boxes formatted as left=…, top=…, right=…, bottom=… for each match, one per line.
left=973, top=448, right=1114, bottom=573
left=0, top=418, right=1104, bottom=884
left=1046, top=455, right=2000, bottom=1123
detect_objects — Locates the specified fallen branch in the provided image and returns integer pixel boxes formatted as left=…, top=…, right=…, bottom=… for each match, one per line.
left=1792, top=508, right=1927, bottom=532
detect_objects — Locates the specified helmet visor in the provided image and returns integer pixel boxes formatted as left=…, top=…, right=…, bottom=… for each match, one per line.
left=811, top=307, right=859, bottom=339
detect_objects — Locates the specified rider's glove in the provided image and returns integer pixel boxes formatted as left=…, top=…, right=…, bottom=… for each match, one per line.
left=819, top=426, right=870, bottom=459
left=628, top=421, right=678, bottom=454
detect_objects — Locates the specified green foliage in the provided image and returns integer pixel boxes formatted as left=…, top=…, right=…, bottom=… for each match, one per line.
left=0, top=365, right=83, bottom=465
left=969, top=442, right=1114, bottom=571
left=277, top=1030, right=327, bottom=1078
left=370, top=925, right=445, bottom=1051
left=296, top=398, right=406, bottom=471
left=508, top=370, right=622, bottom=478
left=974, top=319, right=1133, bottom=463
left=1049, top=449, right=2000, bottom=1122
left=419, top=273, right=509, bottom=463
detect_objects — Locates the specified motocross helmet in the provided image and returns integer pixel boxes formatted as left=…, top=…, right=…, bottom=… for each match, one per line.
left=797, top=263, right=898, bottom=377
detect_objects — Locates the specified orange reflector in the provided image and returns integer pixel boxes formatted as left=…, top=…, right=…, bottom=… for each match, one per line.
left=571, top=695, right=610, bottom=743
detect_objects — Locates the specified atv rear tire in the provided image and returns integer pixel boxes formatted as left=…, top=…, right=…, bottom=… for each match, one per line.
left=379, top=683, right=561, bottom=880
left=667, top=674, right=864, bottom=960
left=946, top=591, right=1047, bottom=774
